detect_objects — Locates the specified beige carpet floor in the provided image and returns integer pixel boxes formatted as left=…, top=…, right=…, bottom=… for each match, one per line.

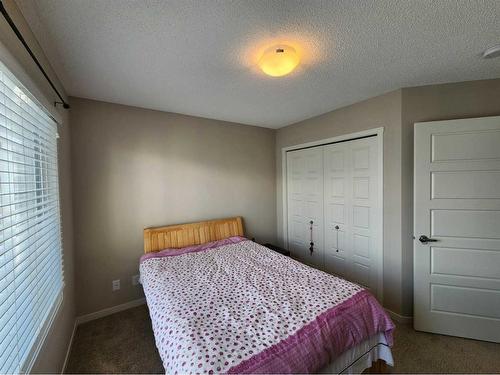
left=65, top=305, right=500, bottom=374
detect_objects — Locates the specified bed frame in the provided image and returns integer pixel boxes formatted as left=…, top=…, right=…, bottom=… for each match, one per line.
left=143, top=216, right=244, bottom=253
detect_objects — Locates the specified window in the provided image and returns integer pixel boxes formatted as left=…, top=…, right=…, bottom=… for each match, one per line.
left=0, top=62, right=63, bottom=373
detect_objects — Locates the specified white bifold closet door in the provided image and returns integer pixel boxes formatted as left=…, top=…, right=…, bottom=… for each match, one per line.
left=287, top=136, right=380, bottom=295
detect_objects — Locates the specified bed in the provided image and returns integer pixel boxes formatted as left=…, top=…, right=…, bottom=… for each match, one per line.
left=140, top=217, right=394, bottom=374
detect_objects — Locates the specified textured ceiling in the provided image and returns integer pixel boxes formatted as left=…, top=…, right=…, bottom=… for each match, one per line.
left=16, top=0, right=500, bottom=128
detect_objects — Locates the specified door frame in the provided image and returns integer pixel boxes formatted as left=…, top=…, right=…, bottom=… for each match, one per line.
left=281, top=127, right=384, bottom=301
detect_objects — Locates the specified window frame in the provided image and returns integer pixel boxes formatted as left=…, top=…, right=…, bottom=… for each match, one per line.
left=0, top=59, right=65, bottom=374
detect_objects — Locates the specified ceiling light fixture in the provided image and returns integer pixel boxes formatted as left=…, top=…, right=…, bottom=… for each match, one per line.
left=258, top=45, right=300, bottom=77
left=482, top=44, right=500, bottom=59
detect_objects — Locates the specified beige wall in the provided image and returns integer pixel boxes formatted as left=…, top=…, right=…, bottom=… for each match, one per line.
left=70, top=97, right=276, bottom=315
left=0, top=1, right=75, bottom=372
left=400, top=78, right=500, bottom=315
left=276, top=90, right=405, bottom=315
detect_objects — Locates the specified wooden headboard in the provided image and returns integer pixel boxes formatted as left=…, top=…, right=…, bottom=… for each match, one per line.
left=143, top=217, right=244, bottom=253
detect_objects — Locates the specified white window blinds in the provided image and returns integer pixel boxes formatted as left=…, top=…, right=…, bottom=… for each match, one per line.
left=0, top=62, right=63, bottom=374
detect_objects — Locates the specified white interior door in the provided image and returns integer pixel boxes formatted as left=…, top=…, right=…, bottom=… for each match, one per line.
left=414, top=116, right=500, bottom=343
left=287, top=147, right=324, bottom=267
left=323, top=137, right=380, bottom=295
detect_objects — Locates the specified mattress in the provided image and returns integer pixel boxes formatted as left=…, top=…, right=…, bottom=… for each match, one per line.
left=140, top=237, right=394, bottom=374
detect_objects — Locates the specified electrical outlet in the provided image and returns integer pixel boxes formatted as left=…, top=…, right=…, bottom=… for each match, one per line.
left=112, top=279, right=120, bottom=291
left=132, top=274, right=140, bottom=286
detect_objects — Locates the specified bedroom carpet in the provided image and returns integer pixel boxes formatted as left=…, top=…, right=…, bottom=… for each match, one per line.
left=64, top=304, right=500, bottom=374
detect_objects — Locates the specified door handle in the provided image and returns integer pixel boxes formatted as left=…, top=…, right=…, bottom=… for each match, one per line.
left=334, top=225, right=340, bottom=252
left=419, top=235, right=438, bottom=244
left=309, top=220, right=314, bottom=254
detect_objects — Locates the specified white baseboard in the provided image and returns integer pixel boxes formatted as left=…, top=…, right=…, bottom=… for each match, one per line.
left=75, top=298, right=146, bottom=325
left=61, top=321, right=77, bottom=374
left=385, top=308, right=413, bottom=325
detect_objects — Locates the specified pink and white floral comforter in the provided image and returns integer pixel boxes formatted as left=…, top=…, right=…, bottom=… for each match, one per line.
left=140, top=237, right=394, bottom=374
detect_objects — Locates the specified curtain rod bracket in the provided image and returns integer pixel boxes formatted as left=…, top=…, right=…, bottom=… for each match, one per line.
left=55, top=101, right=70, bottom=109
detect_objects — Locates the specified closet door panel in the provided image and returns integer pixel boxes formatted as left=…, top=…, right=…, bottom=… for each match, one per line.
left=287, top=151, right=305, bottom=261
left=323, top=143, right=351, bottom=279
left=350, top=138, right=379, bottom=292
left=323, top=137, right=379, bottom=295
left=286, top=148, right=324, bottom=267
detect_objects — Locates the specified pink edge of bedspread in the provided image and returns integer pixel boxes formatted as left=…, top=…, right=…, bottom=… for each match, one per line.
left=228, top=289, right=394, bottom=374
left=140, top=236, right=248, bottom=263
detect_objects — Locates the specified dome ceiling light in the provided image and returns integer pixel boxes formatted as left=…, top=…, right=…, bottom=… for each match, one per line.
left=258, top=44, right=300, bottom=77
